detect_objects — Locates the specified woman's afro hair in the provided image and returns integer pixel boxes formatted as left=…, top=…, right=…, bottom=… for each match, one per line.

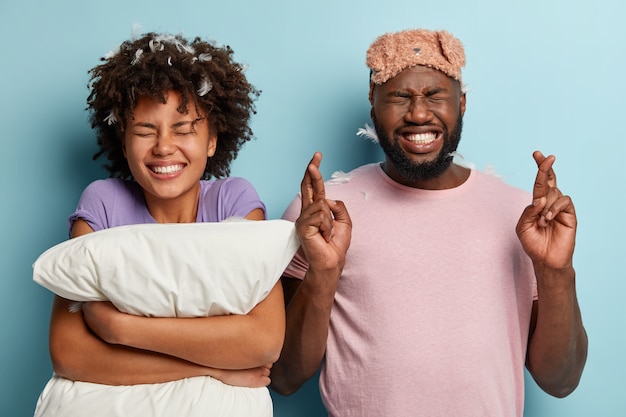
left=87, top=32, right=260, bottom=179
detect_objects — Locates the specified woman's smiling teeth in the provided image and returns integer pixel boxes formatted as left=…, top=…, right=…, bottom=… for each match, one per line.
left=150, top=164, right=184, bottom=174
left=405, top=132, right=437, bottom=144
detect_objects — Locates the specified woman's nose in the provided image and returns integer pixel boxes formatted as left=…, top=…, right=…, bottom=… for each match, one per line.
left=152, top=132, right=176, bottom=155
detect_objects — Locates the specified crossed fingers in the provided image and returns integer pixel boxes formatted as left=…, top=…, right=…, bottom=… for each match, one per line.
left=301, top=152, right=326, bottom=210
left=532, top=150, right=570, bottom=227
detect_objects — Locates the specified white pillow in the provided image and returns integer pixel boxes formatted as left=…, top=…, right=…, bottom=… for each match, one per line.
left=33, top=219, right=299, bottom=317
left=32, top=219, right=299, bottom=417
left=34, top=374, right=273, bottom=417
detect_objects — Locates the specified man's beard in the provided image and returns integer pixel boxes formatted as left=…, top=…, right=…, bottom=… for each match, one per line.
left=373, top=112, right=463, bottom=181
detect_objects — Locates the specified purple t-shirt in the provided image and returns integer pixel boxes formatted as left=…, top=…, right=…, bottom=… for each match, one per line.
left=68, top=177, right=266, bottom=234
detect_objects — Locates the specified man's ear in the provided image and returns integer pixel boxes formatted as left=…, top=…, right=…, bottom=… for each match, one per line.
left=460, top=92, right=467, bottom=117
left=368, top=82, right=375, bottom=105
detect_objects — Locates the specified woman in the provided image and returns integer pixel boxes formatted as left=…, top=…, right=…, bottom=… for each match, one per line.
left=39, top=32, right=284, bottom=415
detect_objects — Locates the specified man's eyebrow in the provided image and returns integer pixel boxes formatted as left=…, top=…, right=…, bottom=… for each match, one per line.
left=425, top=87, right=448, bottom=95
left=386, top=86, right=449, bottom=96
left=387, top=89, right=410, bottom=96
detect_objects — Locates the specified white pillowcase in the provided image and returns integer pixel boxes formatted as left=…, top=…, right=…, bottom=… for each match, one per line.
left=33, top=219, right=299, bottom=317
left=32, top=219, right=299, bottom=417
left=34, top=374, right=274, bottom=417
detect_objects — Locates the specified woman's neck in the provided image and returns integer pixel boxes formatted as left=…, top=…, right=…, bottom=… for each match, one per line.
left=143, top=185, right=201, bottom=223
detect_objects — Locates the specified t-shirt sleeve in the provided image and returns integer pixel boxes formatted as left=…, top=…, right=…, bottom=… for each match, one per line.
left=66, top=180, right=115, bottom=235
left=281, top=194, right=308, bottom=280
left=202, top=177, right=267, bottom=221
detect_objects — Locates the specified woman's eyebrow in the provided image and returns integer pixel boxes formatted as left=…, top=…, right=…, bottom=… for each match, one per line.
left=130, top=120, right=195, bottom=129
left=131, top=122, right=158, bottom=129
left=171, top=120, right=194, bottom=128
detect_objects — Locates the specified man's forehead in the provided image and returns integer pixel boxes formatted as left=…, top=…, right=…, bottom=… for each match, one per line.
left=377, top=65, right=460, bottom=91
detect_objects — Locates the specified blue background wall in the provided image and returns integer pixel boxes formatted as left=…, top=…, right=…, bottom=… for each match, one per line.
left=1, top=1, right=624, bottom=416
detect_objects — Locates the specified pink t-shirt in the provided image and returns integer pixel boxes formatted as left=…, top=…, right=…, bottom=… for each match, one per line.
left=282, top=163, right=537, bottom=417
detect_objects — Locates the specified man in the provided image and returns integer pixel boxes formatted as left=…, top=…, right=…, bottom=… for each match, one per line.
left=271, top=29, right=587, bottom=417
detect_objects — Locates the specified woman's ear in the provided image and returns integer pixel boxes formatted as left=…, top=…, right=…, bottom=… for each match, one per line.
left=207, top=129, right=218, bottom=157
left=119, top=120, right=128, bottom=158
left=121, top=136, right=127, bottom=158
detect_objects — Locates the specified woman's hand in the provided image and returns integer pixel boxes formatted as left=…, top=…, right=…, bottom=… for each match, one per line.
left=81, top=301, right=129, bottom=345
left=212, top=364, right=273, bottom=388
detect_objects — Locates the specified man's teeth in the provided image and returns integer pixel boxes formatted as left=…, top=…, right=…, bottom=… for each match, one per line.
left=406, top=132, right=436, bottom=144
left=152, top=165, right=183, bottom=174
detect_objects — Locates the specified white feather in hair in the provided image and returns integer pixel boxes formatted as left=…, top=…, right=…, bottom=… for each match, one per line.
left=103, top=45, right=120, bottom=60
left=149, top=39, right=165, bottom=52
left=152, top=33, right=195, bottom=54
left=198, top=53, right=212, bottom=62
left=131, top=48, right=143, bottom=65
left=104, top=110, right=117, bottom=125
left=197, top=78, right=213, bottom=96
